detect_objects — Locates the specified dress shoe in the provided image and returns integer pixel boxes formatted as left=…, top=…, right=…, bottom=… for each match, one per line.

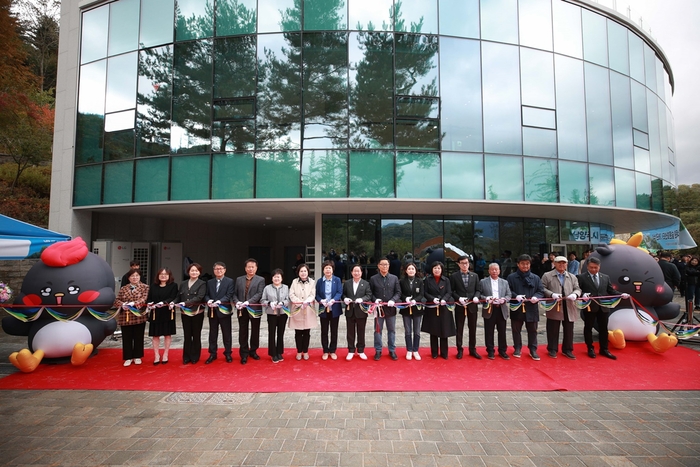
left=441, top=354, right=448, bottom=360
left=530, top=351, right=540, bottom=361
left=358, top=352, right=368, bottom=360
left=226, top=355, right=233, bottom=363
left=161, top=359, right=168, bottom=365
left=240, top=356, right=248, bottom=365
left=322, top=353, right=329, bottom=360
left=432, top=353, right=438, bottom=359
left=123, top=359, right=132, bottom=367
left=487, top=352, right=495, bottom=360
left=469, top=349, right=482, bottom=360
left=456, top=349, right=464, bottom=359
left=563, top=351, right=576, bottom=360
left=250, top=352, right=261, bottom=360
left=413, top=352, right=421, bottom=361
left=389, top=351, right=398, bottom=360
left=600, top=349, right=617, bottom=360
left=548, top=351, right=557, bottom=359
left=191, top=360, right=198, bottom=364
left=513, top=349, right=521, bottom=358
left=272, top=355, right=279, bottom=364
left=183, top=358, right=191, bottom=365
left=153, top=360, right=160, bottom=366
left=134, top=358, right=142, bottom=365
left=374, top=352, right=381, bottom=361
left=498, top=352, right=510, bottom=360
left=330, top=353, right=337, bottom=360
left=587, top=348, right=596, bottom=359
left=346, top=352, right=354, bottom=361
left=277, top=354, right=284, bottom=362
left=205, top=355, right=217, bottom=364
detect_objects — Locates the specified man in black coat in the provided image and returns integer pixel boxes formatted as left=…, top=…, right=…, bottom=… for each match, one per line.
left=507, top=254, right=545, bottom=360
left=369, top=257, right=401, bottom=360
left=204, top=262, right=235, bottom=363
left=450, top=255, right=481, bottom=359
left=658, top=251, right=681, bottom=292
left=233, top=258, right=265, bottom=364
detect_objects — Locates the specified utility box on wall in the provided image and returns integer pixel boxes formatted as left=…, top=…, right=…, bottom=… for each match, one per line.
left=154, top=242, right=183, bottom=281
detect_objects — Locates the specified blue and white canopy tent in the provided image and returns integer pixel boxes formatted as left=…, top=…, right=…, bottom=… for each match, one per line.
left=0, top=215, right=71, bottom=260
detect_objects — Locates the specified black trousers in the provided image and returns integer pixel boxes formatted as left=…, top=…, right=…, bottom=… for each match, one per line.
left=208, top=312, right=232, bottom=358
left=511, top=319, right=538, bottom=353
left=483, top=312, right=507, bottom=355
left=583, top=310, right=610, bottom=351
left=181, top=313, right=204, bottom=363
left=455, top=306, right=478, bottom=350
left=430, top=335, right=449, bottom=358
left=346, top=316, right=367, bottom=352
left=237, top=313, right=261, bottom=357
left=295, top=329, right=311, bottom=352
left=546, top=313, right=574, bottom=354
left=267, top=314, right=287, bottom=357
left=121, top=322, right=146, bottom=360
left=320, top=316, right=339, bottom=353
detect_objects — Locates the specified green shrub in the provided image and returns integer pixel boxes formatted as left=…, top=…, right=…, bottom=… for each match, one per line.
left=0, top=163, right=51, bottom=197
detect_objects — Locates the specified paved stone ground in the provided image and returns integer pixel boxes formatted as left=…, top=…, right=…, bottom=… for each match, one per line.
left=1, top=294, right=699, bottom=466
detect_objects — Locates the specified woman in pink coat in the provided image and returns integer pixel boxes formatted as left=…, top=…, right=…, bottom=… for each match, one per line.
left=288, top=264, right=317, bottom=360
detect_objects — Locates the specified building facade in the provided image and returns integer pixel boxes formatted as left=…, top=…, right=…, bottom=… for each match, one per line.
left=51, top=0, right=681, bottom=277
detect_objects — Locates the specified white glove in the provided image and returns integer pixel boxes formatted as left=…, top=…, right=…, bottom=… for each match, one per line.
left=567, top=293, right=578, bottom=301
left=320, top=299, right=327, bottom=306
left=269, top=301, right=277, bottom=308
left=440, top=299, right=447, bottom=306
left=243, top=301, right=249, bottom=307
left=156, top=301, right=164, bottom=307
left=375, top=299, right=381, bottom=304
left=459, top=297, right=467, bottom=305
left=410, top=299, right=417, bottom=306
left=168, top=302, right=175, bottom=309
left=344, top=297, right=352, bottom=305
left=355, top=298, right=362, bottom=304
left=529, top=297, right=539, bottom=304
left=621, top=293, right=630, bottom=299
left=178, top=302, right=185, bottom=307
left=301, top=301, right=308, bottom=309
left=147, top=302, right=154, bottom=308
left=551, top=293, right=561, bottom=300
left=406, top=296, right=412, bottom=302
left=127, top=302, right=135, bottom=307
left=328, top=299, right=335, bottom=306
left=516, top=295, right=525, bottom=302
left=207, top=300, right=214, bottom=306
left=433, top=297, right=440, bottom=304
left=214, top=300, right=221, bottom=306
left=387, top=300, right=395, bottom=307
left=583, top=293, right=591, bottom=298
left=121, top=303, right=129, bottom=310
left=276, top=302, right=283, bottom=309
left=496, top=298, right=506, bottom=305
left=236, top=301, right=243, bottom=310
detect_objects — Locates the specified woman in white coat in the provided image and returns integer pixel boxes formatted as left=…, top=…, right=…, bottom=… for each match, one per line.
left=288, top=264, right=317, bottom=360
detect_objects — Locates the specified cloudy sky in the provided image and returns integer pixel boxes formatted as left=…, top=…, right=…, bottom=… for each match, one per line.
left=616, top=0, right=700, bottom=186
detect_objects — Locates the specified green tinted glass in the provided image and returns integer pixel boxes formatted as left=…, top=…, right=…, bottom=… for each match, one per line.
left=524, top=158, right=557, bottom=203
left=212, top=153, right=254, bottom=199
left=175, top=0, right=213, bottom=41
left=255, top=151, right=301, bottom=198
left=304, top=0, right=347, bottom=30
left=216, top=0, right=257, bottom=36
left=134, top=157, right=169, bottom=202
left=171, top=155, right=211, bottom=200
left=485, top=155, right=522, bottom=201
left=302, top=150, right=348, bottom=198
left=589, top=164, right=614, bottom=206
left=396, top=152, right=440, bottom=198
left=349, top=151, right=394, bottom=198
left=558, top=160, right=588, bottom=204
left=442, top=153, right=483, bottom=200
left=73, top=165, right=102, bottom=206
left=103, top=161, right=134, bottom=204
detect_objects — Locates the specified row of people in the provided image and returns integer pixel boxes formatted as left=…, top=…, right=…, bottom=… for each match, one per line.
left=113, top=254, right=629, bottom=366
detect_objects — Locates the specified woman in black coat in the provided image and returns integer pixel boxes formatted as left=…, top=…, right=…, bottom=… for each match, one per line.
left=399, top=262, right=426, bottom=361
left=421, top=261, right=456, bottom=359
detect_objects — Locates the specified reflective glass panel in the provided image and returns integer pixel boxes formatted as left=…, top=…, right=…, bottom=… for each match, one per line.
left=104, top=114, right=135, bottom=161
left=396, top=152, right=440, bottom=198
left=552, top=0, right=581, bottom=58
left=561, top=221, right=589, bottom=243
left=443, top=218, right=474, bottom=274
left=76, top=60, right=107, bottom=164
left=395, top=0, right=438, bottom=35
left=322, top=215, right=348, bottom=264
left=523, top=219, right=545, bottom=258
left=212, top=153, right=254, bottom=199
left=643, top=44, right=657, bottom=95
left=440, top=38, right=482, bottom=152
left=635, top=172, right=651, bottom=210
left=631, top=80, right=648, bottom=132
left=348, top=0, right=392, bottom=31
left=304, top=0, right=346, bottom=30
left=480, top=0, right=518, bottom=45
left=214, top=36, right=257, bottom=98
left=216, top=0, right=257, bottom=36
left=139, top=0, right=175, bottom=48
left=381, top=219, right=412, bottom=263
left=439, top=0, right=478, bottom=38
left=212, top=117, right=255, bottom=151
left=635, top=146, right=650, bottom=174
left=555, top=55, right=586, bottom=161
left=395, top=101, right=440, bottom=150
left=109, top=0, right=139, bottom=56
left=589, top=164, right=614, bottom=206
left=473, top=217, right=500, bottom=266
left=614, top=168, right=635, bottom=208
left=349, top=31, right=393, bottom=148
left=348, top=217, right=380, bottom=269
left=134, top=157, right=169, bottom=202
left=172, top=40, right=212, bottom=154
left=395, top=34, right=438, bottom=96
left=255, top=151, right=301, bottom=198
left=484, top=155, right=522, bottom=201
left=658, top=97, right=669, bottom=181
left=81, top=5, right=108, bottom=64
left=349, top=151, right=394, bottom=197
left=610, top=72, right=634, bottom=169
left=523, top=127, right=556, bottom=158
left=175, top=0, right=213, bottom=41
left=103, top=161, right=134, bottom=204
left=500, top=219, right=523, bottom=268
left=584, top=63, right=612, bottom=164
left=137, top=46, right=173, bottom=158
left=607, top=19, right=629, bottom=76
left=303, top=32, right=349, bottom=149
left=257, top=33, right=301, bottom=150
left=581, top=9, right=607, bottom=67
left=545, top=219, right=559, bottom=245
left=302, top=150, right=348, bottom=198
left=105, top=110, right=135, bottom=133
left=520, top=48, right=555, bottom=109
left=171, top=155, right=210, bottom=200
left=628, top=31, right=645, bottom=84
left=651, top=178, right=663, bottom=212
left=522, top=107, right=555, bottom=129
left=482, top=42, right=521, bottom=155
left=73, top=165, right=102, bottom=206
left=106, top=52, right=138, bottom=113
left=442, top=153, right=483, bottom=199
left=633, top=129, right=649, bottom=150
left=524, top=157, right=557, bottom=202
left=558, top=160, right=588, bottom=204
left=412, top=217, right=443, bottom=274
left=519, top=0, right=552, bottom=51
left=655, top=58, right=665, bottom=102
left=258, top=0, right=300, bottom=33
left=647, top=90, right=661, bottom=177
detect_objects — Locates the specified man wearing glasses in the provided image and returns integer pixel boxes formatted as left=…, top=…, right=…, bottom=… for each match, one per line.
left=450, top=255, right=481, bottom=359
left=205, top=262, right=235, bottom=363
left=369, top=257, right=401, bottom=360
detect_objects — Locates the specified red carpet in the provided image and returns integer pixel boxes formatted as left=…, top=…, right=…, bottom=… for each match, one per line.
left=1, top=342, right=698, bottom=392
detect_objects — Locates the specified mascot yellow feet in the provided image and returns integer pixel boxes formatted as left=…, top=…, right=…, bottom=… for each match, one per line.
left=71, top=343, right=93, bottom=366
left=9, top=349, right=45, bottom=373
left=647, top=333, right=677, bottom=353
left=608, top=329, right=626, bottom=349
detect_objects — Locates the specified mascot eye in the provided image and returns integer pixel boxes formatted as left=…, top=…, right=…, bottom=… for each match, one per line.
left=41, top=287, right=52, bottom=296
left=68, top=286, right=80, bottom=295
left=618, top=275, right=631, bottom=285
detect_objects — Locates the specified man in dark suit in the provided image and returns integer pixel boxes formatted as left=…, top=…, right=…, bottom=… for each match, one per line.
left=450, top=255, right=481, bottom=359
left=233, top=258, right=265, bottom=364
left=477, top=263, right=513, bottom=360
left=369, top=257, right=401, bottom=360
left=205, top=262, right=235, bottom=363
left=577, top=256, right=629, bottom=360
left=342, top=264, right=373, bottom=360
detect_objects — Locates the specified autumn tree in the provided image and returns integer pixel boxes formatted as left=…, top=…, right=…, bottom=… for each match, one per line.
left=13, top=0, right=60, bottom=94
